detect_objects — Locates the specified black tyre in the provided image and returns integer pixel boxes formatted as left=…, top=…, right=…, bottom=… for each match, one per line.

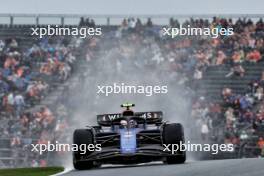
left=73, top=129, right=95, bottom=170
left=162, top=123, right=186, bottom=164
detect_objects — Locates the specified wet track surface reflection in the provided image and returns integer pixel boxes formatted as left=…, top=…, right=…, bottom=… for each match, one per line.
left=61, top=158, right=264, bottom=176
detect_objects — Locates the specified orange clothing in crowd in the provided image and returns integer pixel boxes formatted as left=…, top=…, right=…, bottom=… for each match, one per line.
left=16, top=67, right=24, bottom=77
left=38, top=139, right=48, bottom=145
left=258, top=138, right=264, bottom=149
left=247, top=50, right=261, bottom=62
left=4, top=57, right=17, bottom=68
left=211, top=38, right=220, bottom=47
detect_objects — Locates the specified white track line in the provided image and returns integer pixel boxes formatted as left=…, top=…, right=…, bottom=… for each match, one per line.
left=50, top=168, right=72, bottom=176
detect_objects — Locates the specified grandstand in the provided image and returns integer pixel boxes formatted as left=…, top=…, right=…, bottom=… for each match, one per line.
left=0, top=14, right=263, bottom=168
left=0, top=19, right=85, bottom=167
left=198, top=62, right=264, bottom=101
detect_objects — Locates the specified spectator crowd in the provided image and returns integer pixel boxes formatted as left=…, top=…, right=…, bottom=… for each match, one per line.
left=0, top=34, right=79, bottom=167
left=107, top=16, right=264, bottom=158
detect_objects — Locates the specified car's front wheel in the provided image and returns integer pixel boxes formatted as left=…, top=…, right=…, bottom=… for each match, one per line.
left=73, top=129, right=95, bottom=170
left=162, top=123, right=186, bottom=164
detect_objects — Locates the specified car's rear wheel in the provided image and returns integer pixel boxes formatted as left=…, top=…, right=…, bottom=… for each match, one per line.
left=73, top=129, right=96, bottom=170
left=162, top=123, right=186, bottom=164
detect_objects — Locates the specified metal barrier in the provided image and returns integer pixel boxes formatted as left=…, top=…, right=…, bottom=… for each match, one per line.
left=0, top=13, right=264, bottom=26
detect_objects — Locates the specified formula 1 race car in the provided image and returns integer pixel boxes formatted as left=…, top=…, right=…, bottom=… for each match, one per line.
left=73, top=103, right=186, bottom=170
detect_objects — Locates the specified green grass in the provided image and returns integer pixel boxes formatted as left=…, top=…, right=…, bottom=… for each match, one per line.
left=0, top=167, right=64, bottom=176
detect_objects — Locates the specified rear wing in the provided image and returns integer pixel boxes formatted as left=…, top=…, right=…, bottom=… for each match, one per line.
left=97, top=111, right=163, bottom=126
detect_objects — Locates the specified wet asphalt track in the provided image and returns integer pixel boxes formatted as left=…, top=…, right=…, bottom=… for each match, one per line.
left=61, top=158, right=264, bottom=176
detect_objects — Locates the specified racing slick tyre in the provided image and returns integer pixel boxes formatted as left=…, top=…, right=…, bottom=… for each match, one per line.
left=163, top=123, right=186, bottom=164
left=73, top=129, right=96, bottom=170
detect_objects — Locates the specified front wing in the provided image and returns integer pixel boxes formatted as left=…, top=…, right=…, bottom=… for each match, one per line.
left=78, top=145, right=183, bottom=163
